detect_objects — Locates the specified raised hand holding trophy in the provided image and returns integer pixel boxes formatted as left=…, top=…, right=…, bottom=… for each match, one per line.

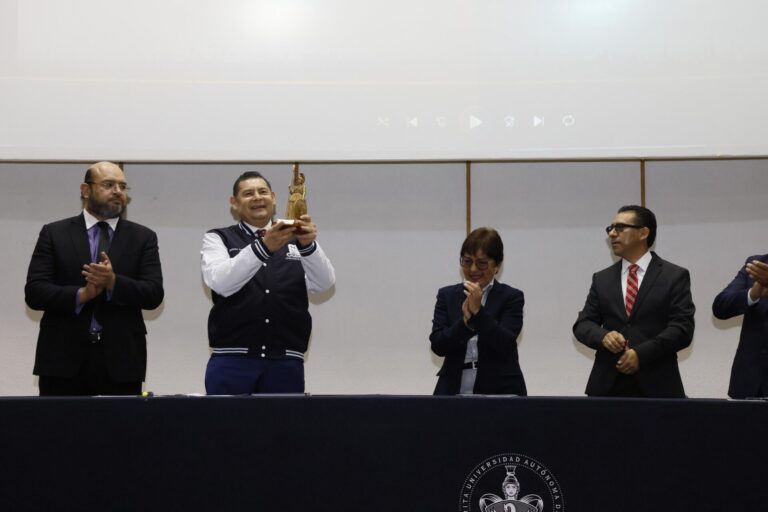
left=275, top=162, right=316, bottom=246
left=285, top=162, right=307, bottom=223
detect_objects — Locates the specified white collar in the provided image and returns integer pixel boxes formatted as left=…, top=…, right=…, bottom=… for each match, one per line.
left=622, top=251, right=652, bottom=274
left=83, top=209, right=119, bottom=231
left=239, top=220, right=272, bottom=238
left=243, top=220, right=272, bottom=232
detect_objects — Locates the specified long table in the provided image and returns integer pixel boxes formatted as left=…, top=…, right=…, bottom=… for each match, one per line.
left=1, top=396, right=765, bottom=511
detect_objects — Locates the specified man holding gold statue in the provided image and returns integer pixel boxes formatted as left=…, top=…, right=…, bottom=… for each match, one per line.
left=200, top=168, right=335, bottom=394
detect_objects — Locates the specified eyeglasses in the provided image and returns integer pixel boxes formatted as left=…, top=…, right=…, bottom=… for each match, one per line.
left=605, top=223, right=643, bottom=234
left=86, top=180, right=130, bottom=192
left=460, top=256, right=491, bottom=270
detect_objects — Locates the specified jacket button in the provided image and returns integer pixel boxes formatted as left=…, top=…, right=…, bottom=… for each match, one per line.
left=265, top=318, right=270, bottom=324
left=262, top=345, right=266, bottom=350
left=266, top=289, right=270, bottom=294
left=261, top=353, right=265, bottom=358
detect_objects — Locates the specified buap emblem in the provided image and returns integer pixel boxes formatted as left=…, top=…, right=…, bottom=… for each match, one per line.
left=478, top=465, right=543, bottom=512
left=460, top=454, right=564, bottom=512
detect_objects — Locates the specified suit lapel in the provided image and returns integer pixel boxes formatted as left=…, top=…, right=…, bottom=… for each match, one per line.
left=484, top=279, right=500, bottom=312
left=629, top=253, right=662, bottom=319
left=447, top=284, right=461, bottom=324
left=609, top=262, right=627, bottom=320
left=68, top=214, right=92, bottom=266
left=108, top=220, right=130, bottom=268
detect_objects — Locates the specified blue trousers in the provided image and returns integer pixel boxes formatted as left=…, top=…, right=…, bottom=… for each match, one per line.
left=205, top=355, right=305, bottom=395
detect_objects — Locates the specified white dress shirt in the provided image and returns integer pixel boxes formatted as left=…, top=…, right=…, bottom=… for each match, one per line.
left=621, top=250, right=653, bottom=309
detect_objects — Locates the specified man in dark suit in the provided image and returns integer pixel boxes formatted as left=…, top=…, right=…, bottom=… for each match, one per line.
left=712, top=255, right=768, bottom=398
left=25, top=161, right=164, bottom=396
left=573, top=205, right=695, bottom=398
left=430, top=228, right=526, bottom=396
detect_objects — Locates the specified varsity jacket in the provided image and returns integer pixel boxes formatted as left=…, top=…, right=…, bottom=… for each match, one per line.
left=206, top=223, right=331, bottom=361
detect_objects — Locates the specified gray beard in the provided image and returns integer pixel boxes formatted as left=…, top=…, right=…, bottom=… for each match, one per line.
left=87, top=197, right=123, bottom=219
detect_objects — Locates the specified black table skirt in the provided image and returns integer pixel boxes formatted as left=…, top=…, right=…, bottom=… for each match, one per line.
left=1, top=395, right=765, bottom=512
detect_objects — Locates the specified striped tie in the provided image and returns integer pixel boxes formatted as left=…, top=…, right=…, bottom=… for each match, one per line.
left=625, top=263, right=639, bottom=317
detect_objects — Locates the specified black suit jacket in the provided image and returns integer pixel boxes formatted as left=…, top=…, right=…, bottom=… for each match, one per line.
left=430, top=281, right=526, bottom=396
left=25, top=213, right=164, bottom=382
left=573, top=252, right=695, bottom=398
left=712, top=254, right=768, bottom=399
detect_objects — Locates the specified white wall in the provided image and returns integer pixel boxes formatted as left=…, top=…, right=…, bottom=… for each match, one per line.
left=1, top=160, right=765, bottom=397
left=0, top=163, right=86, bottom=393
left=3, top=0, right=768, bottom=160
left=472, top=161, right=641, bottom=395
left=645, top=159, right=768, bottom=397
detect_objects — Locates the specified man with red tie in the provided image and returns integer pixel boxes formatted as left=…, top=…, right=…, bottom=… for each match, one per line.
left=573, top=205, right=695, bottom=398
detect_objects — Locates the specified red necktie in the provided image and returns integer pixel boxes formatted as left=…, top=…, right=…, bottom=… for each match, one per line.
left=625, top=263, right=639, bottom=317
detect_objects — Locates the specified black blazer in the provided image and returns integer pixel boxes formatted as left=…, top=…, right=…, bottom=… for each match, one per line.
left=25, top=213, right=164, bottom=382
left=712, top=254, right=768, bottom=399
left=430, top=281, right=526, bottom=396
left=573, top=252, right=695, bottom=398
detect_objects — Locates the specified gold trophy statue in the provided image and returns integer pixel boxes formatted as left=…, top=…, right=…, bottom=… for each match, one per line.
left=285, top=162, right=307, bottom=222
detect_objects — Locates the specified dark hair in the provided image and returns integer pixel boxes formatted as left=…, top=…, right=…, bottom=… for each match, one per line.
left=233, top=171, right=272, bottom=197
left=618, top=205, right=657, bottom=247
left=460, top=227, right=504, bottom=264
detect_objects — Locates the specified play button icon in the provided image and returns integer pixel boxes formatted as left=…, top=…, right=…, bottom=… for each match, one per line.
left=469, top=116, right=483, bottom=129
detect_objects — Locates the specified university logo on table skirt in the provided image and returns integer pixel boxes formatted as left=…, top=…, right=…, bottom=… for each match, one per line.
left=460, top=453, right=565, bottom=512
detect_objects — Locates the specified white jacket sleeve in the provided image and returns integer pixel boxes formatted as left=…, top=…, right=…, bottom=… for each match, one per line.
left=299, top=241, right=336, bottom=294
left=200, top=232, right=267, bottom=297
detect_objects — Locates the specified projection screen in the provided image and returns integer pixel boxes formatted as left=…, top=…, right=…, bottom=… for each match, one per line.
left=1, top=0, right=767, bottom=161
